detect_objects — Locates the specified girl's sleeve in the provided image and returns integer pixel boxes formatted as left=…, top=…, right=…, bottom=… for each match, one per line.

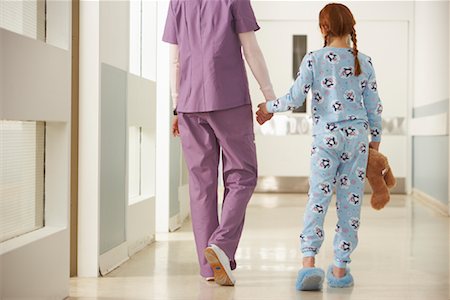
left=266, top=53, right=313, bottom=113
left=363, top=59, right=383, bottom=142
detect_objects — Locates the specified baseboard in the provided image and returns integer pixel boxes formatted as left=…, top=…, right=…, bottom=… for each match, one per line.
left=413, top=188, right=449, bottom=216
left=169, top=214, right=181, bottom=232
left=99, top=242, right=129, bottom=276
left=128, top=235, right=155, bottom=257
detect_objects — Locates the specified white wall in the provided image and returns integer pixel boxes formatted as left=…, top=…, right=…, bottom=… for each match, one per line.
left=127, top=75, right=157, bottom=256
left=78, top=0, right=164, bottom=276
left=156, top=1, right=172, bottom=233
left=414, top=1, right=449, bottom=108
left=412, top=1, right=449, bottom=209
left=0, top=17, right=71, bottom=299
left=78, top=0, right=100, bottom=277
left=0, top=29, right=71, bottom=121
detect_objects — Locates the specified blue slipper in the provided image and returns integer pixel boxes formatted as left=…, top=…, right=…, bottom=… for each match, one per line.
left=326, top=265, right=354, bottom=288
left=295, top=267, right=325, bottom=291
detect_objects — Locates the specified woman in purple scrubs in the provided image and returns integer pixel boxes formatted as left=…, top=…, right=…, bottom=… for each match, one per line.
left=163, top=0, right=275, bottom=286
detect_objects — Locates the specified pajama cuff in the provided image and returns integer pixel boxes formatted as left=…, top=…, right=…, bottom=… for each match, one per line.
left=266, top=100, right=276, bottom=113
left=371, top=136, right=381, bottom=143
left=302, top=251, right=317, bottom=258
left=333, top=259, right=348, bottom=269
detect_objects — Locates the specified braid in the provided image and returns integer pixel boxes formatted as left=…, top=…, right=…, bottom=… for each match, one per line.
left=323, top=34, right=328, bottom=47
left=351, top=28, right=362, bottom=76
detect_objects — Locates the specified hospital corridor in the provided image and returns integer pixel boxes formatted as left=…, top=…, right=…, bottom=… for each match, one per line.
left=0, top=0, right=449, bottom=299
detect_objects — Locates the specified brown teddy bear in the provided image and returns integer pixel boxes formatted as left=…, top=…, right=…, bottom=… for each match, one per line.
left=366, top=148, right=396, bottom=210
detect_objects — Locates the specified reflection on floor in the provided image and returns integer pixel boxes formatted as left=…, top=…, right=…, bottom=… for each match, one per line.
left=70, top=194, right=450, bottom=300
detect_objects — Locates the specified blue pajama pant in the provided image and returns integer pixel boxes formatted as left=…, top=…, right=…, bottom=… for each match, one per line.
left=301, top=121, right=369, bottom=268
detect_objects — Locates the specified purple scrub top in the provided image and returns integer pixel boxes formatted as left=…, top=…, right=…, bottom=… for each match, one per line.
left=163, top=0, right=260, bottom=113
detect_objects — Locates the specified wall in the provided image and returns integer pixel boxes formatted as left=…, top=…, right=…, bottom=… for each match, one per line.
left=99, top=63, right=128, bottom=255
left=412, top=1, right=449, bottom=207
left=78, top=0, right=100, bottom=277
left=78, top=0, right=171, bottom=276
left=98, top=1, right=130, bottom=274
left=0, top=30, right=70, bottom=121
left=127, top=74, right=157, bottom=256
left=0, top=13, right=72, bottom=298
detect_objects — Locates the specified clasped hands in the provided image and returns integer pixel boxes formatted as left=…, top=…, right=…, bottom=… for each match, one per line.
left=256, top=102, right=273, bottom=125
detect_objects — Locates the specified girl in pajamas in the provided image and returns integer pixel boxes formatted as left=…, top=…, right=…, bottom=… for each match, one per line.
left=257, top=3, right=382, bottom=290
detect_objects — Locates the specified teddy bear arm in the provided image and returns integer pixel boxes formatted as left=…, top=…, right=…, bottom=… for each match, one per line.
left=384, top=168, right=396, bottom=189
left=368, top=175, right=390, bottom=210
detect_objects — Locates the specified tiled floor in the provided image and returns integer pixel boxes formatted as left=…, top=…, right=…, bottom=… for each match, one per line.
left=70, top=194, right=450, bottom=299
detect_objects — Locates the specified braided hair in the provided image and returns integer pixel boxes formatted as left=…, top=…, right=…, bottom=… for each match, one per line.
left=319, top=3, right=362, bottom=76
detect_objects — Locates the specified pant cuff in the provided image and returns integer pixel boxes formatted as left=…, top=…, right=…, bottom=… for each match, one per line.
left=302, top=251, right=317, bottom=258
left=333, top=259, right=348, bottom=269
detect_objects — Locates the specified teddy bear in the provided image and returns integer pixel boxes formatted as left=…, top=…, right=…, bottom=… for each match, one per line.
left=366, top=148, right=396, bottom=210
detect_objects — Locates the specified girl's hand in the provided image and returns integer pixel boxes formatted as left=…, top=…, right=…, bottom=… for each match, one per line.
left=172, top=116, right=180, bottom=137
left=256, top=103, right=273, bottom=125
left=369, top=141, right=380, bottom=151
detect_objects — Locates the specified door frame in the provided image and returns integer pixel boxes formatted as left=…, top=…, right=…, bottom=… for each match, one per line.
left=70, top=0, right=80, bottom=277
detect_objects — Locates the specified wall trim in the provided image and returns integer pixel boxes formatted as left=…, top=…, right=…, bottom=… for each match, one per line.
left=413, top=188, right=449, bottom=217
left=128, top=235, right=155, bottom=258
left=70, top=0, right=80, bottom=278
left=410, top=112, right=448, bottom=136
left=413, top=98, right=449, bottom=118
left=169, top=214, right=182, bottom=232
left=99, top=242, right=129, bottom=276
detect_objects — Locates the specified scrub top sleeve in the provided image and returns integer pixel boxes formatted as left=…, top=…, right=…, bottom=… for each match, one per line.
left=162, top=3, right=178, bottom=44
left=232, top=0, right=260, bottom=34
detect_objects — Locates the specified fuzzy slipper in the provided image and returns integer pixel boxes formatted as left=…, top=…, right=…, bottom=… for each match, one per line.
left=326, top=265, right=354, bottom=288
left=295, top=267, right=325, bottom=291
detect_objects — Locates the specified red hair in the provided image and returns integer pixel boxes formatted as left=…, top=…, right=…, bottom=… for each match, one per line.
left=319, top=3, right=361, bottom=76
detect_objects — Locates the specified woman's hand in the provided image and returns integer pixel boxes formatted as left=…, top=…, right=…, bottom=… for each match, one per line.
left=256, top=102, right=273, bottom=125
left=369, top=141, right=380, bottom=151
left=172, top=116, right=180, bottom=137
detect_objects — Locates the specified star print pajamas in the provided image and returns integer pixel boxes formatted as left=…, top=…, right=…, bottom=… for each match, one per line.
left=266, top=46, right=383, bottom=268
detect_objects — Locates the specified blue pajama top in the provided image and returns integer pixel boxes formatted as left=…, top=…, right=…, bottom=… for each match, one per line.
left=266, top=47, right=383, bottom=142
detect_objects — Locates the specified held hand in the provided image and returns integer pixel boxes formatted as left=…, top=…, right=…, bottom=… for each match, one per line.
left=369, top=141, right=380, bottom=151
left=172, top=116, right=180, bottom=137
left=256, top=102, right=273, bottom=125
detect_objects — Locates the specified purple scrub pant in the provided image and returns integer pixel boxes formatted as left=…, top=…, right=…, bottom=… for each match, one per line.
left=178, top=104, right=258, bottom=278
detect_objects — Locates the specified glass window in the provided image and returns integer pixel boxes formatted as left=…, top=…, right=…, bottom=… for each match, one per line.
left=129, top=0, right=157, bottom=80
left=0, top=0, right=46, bottom=41
left=0, top=121, right=45, bottom=243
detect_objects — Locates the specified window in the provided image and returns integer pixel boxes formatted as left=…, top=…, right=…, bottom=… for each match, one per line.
left=0, top=0, right=46, bottom=41
left=0, top=121, right=45, bottom=243
left=129, top=0, right=157, bottom=80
